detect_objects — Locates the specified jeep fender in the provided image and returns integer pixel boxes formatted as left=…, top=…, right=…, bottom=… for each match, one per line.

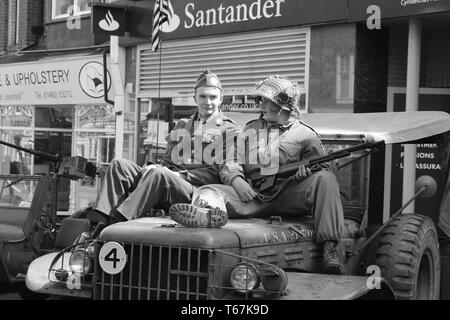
left=25, top=252, right=91, bottom=299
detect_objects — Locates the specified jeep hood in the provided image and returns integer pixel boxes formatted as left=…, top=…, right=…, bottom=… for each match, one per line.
left=99, top=217, right=240, bottom=249
left=99, top=217, right=322, bottom=249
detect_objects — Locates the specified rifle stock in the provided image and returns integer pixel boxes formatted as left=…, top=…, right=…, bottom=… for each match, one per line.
left=249, top=140, right=384, bottom=194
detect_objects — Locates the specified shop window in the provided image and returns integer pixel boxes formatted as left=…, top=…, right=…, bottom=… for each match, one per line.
left=73, top=105, right=115, bottom=210
left=74, top=131, right=115, bottom=208
left=51, top=0, right=91, bottom=20
left=336, top=54, right=355, bottom=104
left=0, top=106, right=33, bottom=127
left=34, top=131, right=72, bottom=212
left=74, top=105, right=114, bottom=130
left=35, top=106, right=72, bottom=129
left=0, top=130, right=33, bottom=175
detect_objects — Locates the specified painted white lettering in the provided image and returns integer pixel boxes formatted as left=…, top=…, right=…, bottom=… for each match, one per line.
left=184, top=3, right=195, bottom=28
left=205, top=8, right=217, bottom=26
left=195, top=10, right=205, bottom=27
left=275, top=0, right=285, bottom=17
left=263, top=0, right=275, bottom=18
left=249, top=0, right=262, bottom=20
left=183, top=0, right=285, bottom=29
left=235, top=4, right=248, bottom=22
left=225, top=6, right=235, bottom=23
left=218, top=4, right=225, bottom=24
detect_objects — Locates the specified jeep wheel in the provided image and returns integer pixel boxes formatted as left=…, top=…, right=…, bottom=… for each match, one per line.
left=375, top=213, right=440, bottom=300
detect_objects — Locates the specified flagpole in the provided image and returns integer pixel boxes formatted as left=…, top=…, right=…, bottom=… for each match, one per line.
left=155, top=38, right=162, bottom=163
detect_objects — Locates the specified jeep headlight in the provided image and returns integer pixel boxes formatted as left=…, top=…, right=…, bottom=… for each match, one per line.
left=229, top=263, right=260, bottom=293
left=69, top=246, right=94, bottom=275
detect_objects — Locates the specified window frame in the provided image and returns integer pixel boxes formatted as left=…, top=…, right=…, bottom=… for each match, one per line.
left=51, top=0, right=92, bottom=20
left=336, top=54, right=355, bottom=104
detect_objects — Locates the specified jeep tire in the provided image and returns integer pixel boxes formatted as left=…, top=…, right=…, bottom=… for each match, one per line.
left=375, top=213, right=440, bottom=300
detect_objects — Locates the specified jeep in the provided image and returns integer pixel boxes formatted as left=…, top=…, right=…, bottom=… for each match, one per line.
left=25, top=111, right=450, bottom=300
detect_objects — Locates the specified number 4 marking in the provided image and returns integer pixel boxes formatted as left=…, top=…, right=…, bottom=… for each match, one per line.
left=105, top=248, right=120, bottom=269
left=99, top=242, right=126, bottom=275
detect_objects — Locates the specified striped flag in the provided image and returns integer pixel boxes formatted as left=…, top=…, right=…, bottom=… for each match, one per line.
left=151, top=0, right=170, bottom=52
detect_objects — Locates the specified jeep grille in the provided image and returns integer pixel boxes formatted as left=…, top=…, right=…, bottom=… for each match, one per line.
left=94, top=242, right=211, bottom=300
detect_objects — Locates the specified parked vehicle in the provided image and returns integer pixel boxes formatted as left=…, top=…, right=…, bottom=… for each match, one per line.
left=0, top=142, right=96, bottom=299
left=25, top=111, right=450, bottom=300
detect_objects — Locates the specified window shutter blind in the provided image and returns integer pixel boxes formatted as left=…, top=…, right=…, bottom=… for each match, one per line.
left=137, top=27, right=310, bottom=97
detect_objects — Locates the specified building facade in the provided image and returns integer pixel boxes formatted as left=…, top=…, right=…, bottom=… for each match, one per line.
left=2, top=0, right=450, bottom=217
left=0, top=0, right=129, bottom=214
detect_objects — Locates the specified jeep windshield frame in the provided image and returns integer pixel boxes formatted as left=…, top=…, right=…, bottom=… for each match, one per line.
left=0, top=175, right=40, bottom=209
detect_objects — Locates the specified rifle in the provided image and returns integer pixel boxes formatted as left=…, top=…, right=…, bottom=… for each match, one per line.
left=248, top=140, right=385, bottom=202
left=0, top=139, right=97, bottom=179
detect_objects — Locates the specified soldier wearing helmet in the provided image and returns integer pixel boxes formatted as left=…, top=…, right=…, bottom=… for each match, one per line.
left=170, top=75, right=345, bottom=275
left=72, top=70, right=240, bottom=223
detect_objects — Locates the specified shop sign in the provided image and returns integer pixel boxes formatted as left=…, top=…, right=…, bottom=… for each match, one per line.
left=157, top=0, right=347, bottom=40
left=0, top=56, right=113, bottom=106
left=348, top=0, right=450, bottom=22
left=92, top=4, right=127, bottom=36
left=390, top=143, right=445, bottom=222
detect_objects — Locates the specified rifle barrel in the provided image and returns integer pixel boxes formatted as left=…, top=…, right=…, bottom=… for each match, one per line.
left=249, top=140, right=384, bottom=181
left=0, top=139, right=61, bottom=162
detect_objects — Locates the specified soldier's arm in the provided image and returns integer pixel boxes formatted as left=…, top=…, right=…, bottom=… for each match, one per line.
left=302, top=134, right=331, bottom=171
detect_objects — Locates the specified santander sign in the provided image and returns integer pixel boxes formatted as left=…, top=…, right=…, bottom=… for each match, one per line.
left=161, top=0, right=286, bottom=33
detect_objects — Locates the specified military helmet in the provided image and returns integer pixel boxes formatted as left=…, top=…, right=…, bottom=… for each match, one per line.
left=253, top=75, right=300, bottom=111
left=195, top=69, right=222, bottom=92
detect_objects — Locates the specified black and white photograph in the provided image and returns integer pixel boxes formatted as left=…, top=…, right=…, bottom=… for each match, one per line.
left=1, top=0, right=450, bottom=310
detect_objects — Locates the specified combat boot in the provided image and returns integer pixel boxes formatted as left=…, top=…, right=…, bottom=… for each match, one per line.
left=169, top=199, right=228, bottom=228
left=322, top=240, right=345, bottom=275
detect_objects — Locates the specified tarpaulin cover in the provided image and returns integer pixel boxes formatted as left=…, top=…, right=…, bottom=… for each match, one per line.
left=227, top=111, right=450, bottom=144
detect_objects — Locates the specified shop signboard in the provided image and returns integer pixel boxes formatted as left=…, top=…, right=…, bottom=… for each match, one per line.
left=348, top=0, right=450, bottom=22
left=0, top=56, right=113, bottom=106
left=124, top=0, right=347, bottom=40
left=389, top=92, right=449, bottom=223
left=92, top=3, right=127, bottom=36
left=390, top=143, right=445, bottom=223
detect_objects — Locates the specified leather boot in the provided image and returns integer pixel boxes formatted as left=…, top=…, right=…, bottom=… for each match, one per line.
left=322, top=240, right=345, bottom=275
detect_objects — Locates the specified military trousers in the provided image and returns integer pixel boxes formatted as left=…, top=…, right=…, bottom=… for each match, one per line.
left=192, top=171, right=344, bottom=243
left=95, top=158, right=194, bottom=220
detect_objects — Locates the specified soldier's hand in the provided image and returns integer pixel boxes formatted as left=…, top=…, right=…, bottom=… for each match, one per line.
left=295, top=165, right=312, bottom=181
left=232, top=177, right=257, bottom=202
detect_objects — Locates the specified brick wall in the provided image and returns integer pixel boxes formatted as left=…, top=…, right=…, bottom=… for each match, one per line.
left=6, top=0, right=43, bottom=51
left=0, top=0, right=8, bottom=54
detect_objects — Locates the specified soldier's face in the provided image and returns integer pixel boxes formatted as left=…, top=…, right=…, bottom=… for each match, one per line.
left=195, top=86, right=223, bottom=118
left=257, top=97, right=282, bottom=123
